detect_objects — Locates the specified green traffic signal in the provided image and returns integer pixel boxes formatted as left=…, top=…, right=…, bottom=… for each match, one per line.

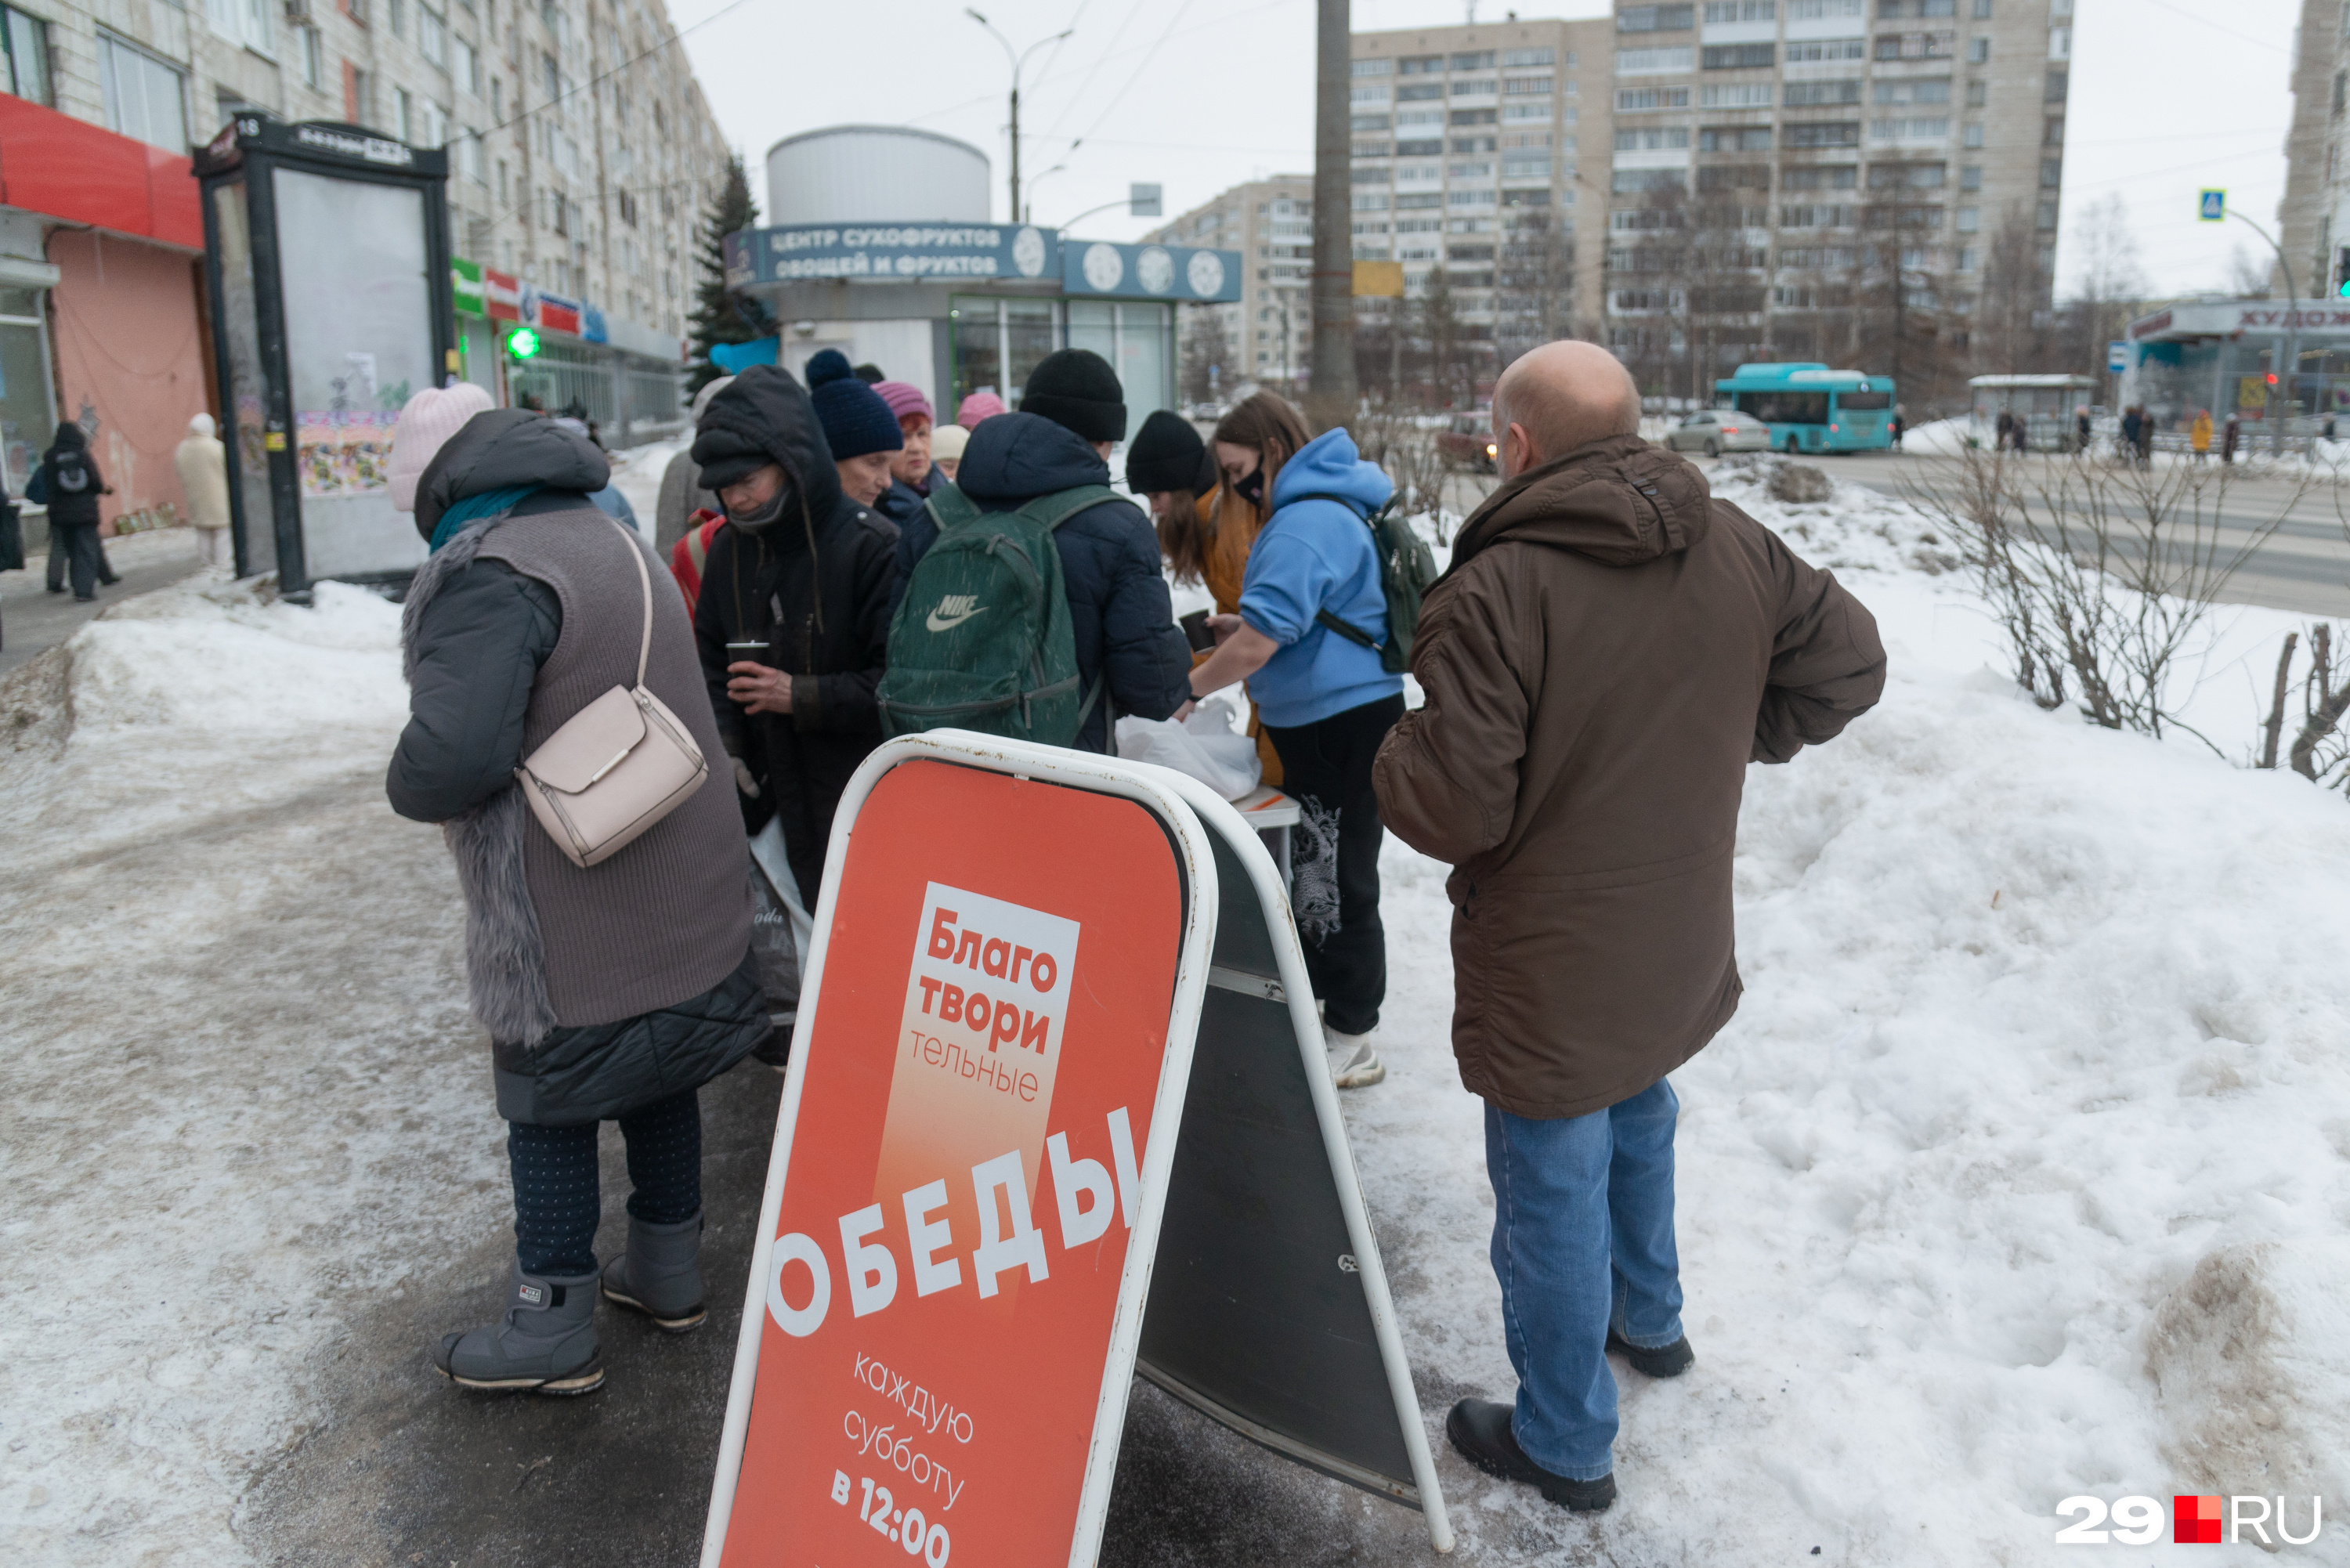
left=508, top=327, right=542, bottom=360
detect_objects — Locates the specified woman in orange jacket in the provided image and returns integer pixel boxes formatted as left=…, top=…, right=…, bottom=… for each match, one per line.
left=1126, top=393, right=1313, bottom=786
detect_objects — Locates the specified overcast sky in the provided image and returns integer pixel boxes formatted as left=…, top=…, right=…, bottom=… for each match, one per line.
left=671, top=0, right=2307, bottom=303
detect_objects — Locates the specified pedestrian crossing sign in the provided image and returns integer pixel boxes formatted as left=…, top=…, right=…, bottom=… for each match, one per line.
left=2199, top=190, right=2226, bottom=222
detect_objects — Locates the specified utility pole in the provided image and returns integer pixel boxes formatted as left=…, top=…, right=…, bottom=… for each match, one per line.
left=967, top=10, right=1071, bottom=226
left=1306, top=0, right=1358, bottom=430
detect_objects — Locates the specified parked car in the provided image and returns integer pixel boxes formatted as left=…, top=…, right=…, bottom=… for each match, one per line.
left=1662, top=410, right=1771, bottom=457
left=1437, top=414, right=1498, bottom=472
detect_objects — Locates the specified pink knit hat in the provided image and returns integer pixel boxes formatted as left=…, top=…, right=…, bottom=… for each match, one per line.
left=389, top=383, right=495, bottom=511
left=956, top=391, right=1007, bottom=429
left=873, top=381, right=933, bottom=428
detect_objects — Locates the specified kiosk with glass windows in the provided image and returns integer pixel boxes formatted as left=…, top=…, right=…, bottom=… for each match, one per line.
left=195, top=117, right=454, bottom=595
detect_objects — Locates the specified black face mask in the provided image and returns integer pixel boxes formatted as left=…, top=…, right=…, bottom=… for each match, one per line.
left=727, top=486, right=788, bottom=531
left=1231, top=466, right=1267, bottom=508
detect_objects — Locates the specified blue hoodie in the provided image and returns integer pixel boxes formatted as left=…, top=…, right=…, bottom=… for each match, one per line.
left=1237, top=427, right=1404, bottom=728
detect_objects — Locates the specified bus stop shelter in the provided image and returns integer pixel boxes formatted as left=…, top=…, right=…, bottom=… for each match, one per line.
left=1969, top=374, right=2098, bottom=450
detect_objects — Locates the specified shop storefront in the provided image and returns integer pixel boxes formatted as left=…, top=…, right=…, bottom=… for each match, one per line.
left=453, top=255, right=688, bottom=446
left=723, top=223, right=1238, bottom=428
left=2121, top=299, right=2350, bottom=431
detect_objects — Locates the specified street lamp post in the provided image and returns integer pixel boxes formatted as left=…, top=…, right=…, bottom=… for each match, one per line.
left=965, top=9, right=1072, bottom=226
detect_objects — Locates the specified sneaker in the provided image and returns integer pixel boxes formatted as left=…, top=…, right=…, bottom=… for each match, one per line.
left=1323, top=1024, right=1386, bottom=1089
left=1606, top=1329, right=1695, bottom=1378
left=1444, top=1397, right=1615, bottom=1512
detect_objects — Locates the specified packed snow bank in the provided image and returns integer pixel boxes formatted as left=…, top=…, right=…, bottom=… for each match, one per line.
left=0, top=578, right=492, bottom=1566
left=1899, top=416, right=1971, bottom=456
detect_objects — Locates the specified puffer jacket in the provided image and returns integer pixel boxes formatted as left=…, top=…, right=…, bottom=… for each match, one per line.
left=1372, top=434, right=1886, bottom=1120
left=689, top=365, right=899, bottom=901
left=389, top=408, right=766, bottom=1125
left=30, top=423, right=105, bottom=529
left=895, top=412, right=1190, bottom=753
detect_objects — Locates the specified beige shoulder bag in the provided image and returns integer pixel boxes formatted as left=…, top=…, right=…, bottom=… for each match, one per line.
left=515, top=517, right=710, bottom=868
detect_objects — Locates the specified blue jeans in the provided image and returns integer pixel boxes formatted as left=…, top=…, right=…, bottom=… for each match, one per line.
left=1485, top=1078, right=1683, bottom=1480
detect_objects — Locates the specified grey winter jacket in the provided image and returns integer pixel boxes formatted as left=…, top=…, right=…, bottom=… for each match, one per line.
left=389, top=409, right=767, bottom=1125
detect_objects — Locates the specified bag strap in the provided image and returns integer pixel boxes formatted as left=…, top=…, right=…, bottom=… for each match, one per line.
left=1281, top=492, right=1387, bottom=649
left=609, top=515, right=654, bottom=689
left=1011, top=483, right=1125, bottom=533
left=1314, top=607, right=1380, bottom=649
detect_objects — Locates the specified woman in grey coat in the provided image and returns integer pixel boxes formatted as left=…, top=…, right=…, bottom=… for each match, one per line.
left=388, top=408, right=769, bottom=1395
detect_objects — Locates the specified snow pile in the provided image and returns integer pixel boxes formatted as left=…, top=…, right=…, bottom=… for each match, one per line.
left=1900, top=417, right=1972, bottom=456
left=1708, top=453, right=1963, bottom=576
left=0, top=581, right=488, bottom=1566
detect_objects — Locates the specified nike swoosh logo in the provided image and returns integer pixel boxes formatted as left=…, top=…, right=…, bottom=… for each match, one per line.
left=927, top=605, right=986, bottom=632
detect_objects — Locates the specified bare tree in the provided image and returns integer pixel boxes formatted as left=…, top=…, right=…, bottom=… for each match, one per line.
left=1180, top=306, right=1231, bottom=406
left=2226, top=244, right=2276, bottom=301
left=1975, top=204, right=2053, bottom=374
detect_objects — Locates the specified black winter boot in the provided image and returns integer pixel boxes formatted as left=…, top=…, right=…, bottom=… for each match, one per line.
left=1445, top=1397, right=1616, bottom=1512
left=1607, top=1329, right=1695, bottom=1378
left=601, top=1212, right=706, bottom=1331
left=432, top=1263, right=602, bottom=1393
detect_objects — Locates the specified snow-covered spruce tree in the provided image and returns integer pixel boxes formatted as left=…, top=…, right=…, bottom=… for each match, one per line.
left=686, top=154, right=761, bottom=399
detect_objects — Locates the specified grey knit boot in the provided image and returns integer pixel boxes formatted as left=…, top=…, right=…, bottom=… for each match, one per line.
left=600, top=1212, right=707, bottom=1331
left=432, top=1262, right=603, bottom=1394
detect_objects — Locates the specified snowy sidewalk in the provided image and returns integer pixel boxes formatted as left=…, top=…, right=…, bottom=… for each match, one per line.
left=2, top=475, right=2348, bottom=1563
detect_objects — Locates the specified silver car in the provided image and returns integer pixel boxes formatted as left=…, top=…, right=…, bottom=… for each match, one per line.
left=1663, top=410, right=1771, bottom=457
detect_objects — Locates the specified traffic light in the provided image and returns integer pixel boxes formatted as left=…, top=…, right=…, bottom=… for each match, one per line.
left=2337, top=247, right=2350, bottom=298
left=507, top=326, right=541, bottom=360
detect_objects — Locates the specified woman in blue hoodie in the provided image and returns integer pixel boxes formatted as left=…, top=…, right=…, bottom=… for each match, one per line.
left=1184, top=425, right=1403, bottom=1089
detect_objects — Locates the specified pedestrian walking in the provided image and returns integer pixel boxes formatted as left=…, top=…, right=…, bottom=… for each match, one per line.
left=1372, top=341, right=1885, bottom=1512
left=2118, top=406, right=2142, bottom=462
left=886, top=348, right=1190, bottom=753
left=388, top=406, right=771, bottom=1396
left=2222, top=414, right=2240, bottom=464
left=175, top=413, right=233, bottom=570
left=803, top=350, right=904, bottom=512
left=2326, top=410, right=2339, bottom=443
left=1994, top=410, right=2013, bottom=452
left=2010, top=413, right=2030, bottom=453
left=1183, top=412, right=1406, bottom=1090
left=930, top=423, right=968, bottom=482
left=656, top=375, right=734, bottom=559
left=689, top=363, right=899, bottom=904
left=1888, top=403, right=1906, bottom=450
left=1127, top=400, right=1289, bottom=786
left=2189, top=409, right=2212, bottom=463
left=2074, top=406, right=2092, bottom=453
left=26, top=421, right=110, bottom=601
left=2135, top=409, right=2155, bottom=466
left=871, top=379, right=938, bottom=527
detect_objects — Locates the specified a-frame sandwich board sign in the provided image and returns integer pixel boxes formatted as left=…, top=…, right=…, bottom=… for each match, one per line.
left=701, top=732, right=1453, bottom=1566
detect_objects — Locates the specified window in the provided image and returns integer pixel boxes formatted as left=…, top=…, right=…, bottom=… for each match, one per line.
left=1616, top=86, right=1691, bottom=109
left=1448, top=188, right=1496, bottom=206
left=1351, top=193, right=1391, bottom=211
left=1353, top=113, right=1390, bottom=131
left=388, top=0, right=405, bottom=34
left=1619, top=4, right=1695, bottom=29
left=1784, top=79, right=1860, bottom=105
left=490, top=75, right=501, bottom=117
left=1869, top=161, right=1944, bottom=186
left=457, top=34, right=479, bottom=92
left=1957, top=245, right=1978, bottom=270
left=1353, top=164, right=1391, bottom=183
left=1779, top=204, right=1857, bottom=228
left=1500, top=154, right=1551, bottom=178
left=1874, top=77, right=1950, bottom=104
left=1451, top=78, right=1497, bottom=96
left=1965, top=79, right=1987, bottom=107
left=1967, top=35, right=1989, bottom=62
left=1350, top=84, right=1390, bottom=104
left=1962, top=121, right=1983, bottom=146
left=395, top=85, right=414, bottom=139
left=1502, top=102, right=1553, bottom=121
left=1453, top=133, right=1497, bottom=151
left=1954, top=205, right=1979, bottom=231
left=1451, top=49, right=1495, bottom=68
left=461, top=128, right=483, bottom=181
left=1787, top=0, right=1863, bottom=13
left=2, top=6, right=53, bottom=105
left=2036, top=200, right=2057, bottom=230
left=1875, top=31, right=1954, bottom=58
left=1615, top=125, right=1691, bottom=150
left=1503, top=75, right=1553, bottom=95
left=2048, top=23, right=2070, bottom=56
left=1782, top=164, right=1856, bottom=188
left=1871, top=117, right=1949, bottom=140
left=1703, top=81, right=1773, bottom=107
left=1703, top=0, right=1777, bottom=17
left=1400, top=53, right=1442, bottom=73
left=1397, top=82, right=1443, bottom=100
left=540, top=49, right=558, bottom=100
left=1787, top=120, right=1861, bottom=146
left=2044, top=68, right=2067, bottom=101
left=208, top=0, right=277, bottom=56
left=2044, top=115, right=2064, bottom=145
left=1351, top=57, right=1392, bottom=76
left=1972, top=0, right=1990, bottom=12
left=98, top=33, right=187, bottom=151
left=1616, top=45, right=1694, bottom=72
left=1395, top=192, right=1443, bottom=209
left=1450, top=107, right=1497, bottom=125
left=1612, top=168, right=1687, bottom=192
left=1502, top=46, right=1553, bottom=66
left=2041, top=157, right=2062, bottom=186
left=420, top=3, right=446, bottom=64
left=1448, top=161, right=1492, bottom=179
left=1702, top=43, right=1774, bottom=67
left=1959, top=163, right=1981, bottom=190
left=1784, top=37, right=1866, bottom=60
left=1395, top=137, right=1443, bottom=155
left=1699, top=125, right=1773, bottom=150
left=1698, top=163, right=1773, bottom=189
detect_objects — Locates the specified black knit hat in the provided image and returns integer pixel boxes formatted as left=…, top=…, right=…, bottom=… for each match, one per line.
left=1022, top=348, right=1126, bottom=443
left=1125, top=408, right=1206, bottom=493
left=806, top=349, right=905, bottom=461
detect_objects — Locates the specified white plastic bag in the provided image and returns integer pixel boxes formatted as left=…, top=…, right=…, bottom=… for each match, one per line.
left=1115, top=702, right=1263, bottom=800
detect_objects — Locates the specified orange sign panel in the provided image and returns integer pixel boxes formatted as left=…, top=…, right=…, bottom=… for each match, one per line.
left=717, top=759, right=1188, bottom=1568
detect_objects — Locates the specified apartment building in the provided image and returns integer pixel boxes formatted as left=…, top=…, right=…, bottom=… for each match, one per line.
left=2278, top=0, right=2349, bottom=299
left=1600, top=0, right=2072, bottom=391
left=1347, top=16, right=1612, bottom=376
left=1144, top=173, right=1314, bottom=394
left=0, top=0, right=725, bottom=493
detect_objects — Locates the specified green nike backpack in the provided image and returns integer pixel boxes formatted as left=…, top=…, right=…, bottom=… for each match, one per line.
left=876, top=479, right=1123, bottom=746
left=1286, top=492, right=1440, bottom=675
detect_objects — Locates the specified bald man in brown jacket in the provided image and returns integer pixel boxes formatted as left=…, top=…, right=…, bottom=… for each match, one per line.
left=1375, top=341, right=1885, bottom=1512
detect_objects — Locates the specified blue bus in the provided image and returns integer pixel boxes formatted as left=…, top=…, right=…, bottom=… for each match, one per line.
left=1714, top=363, right=1896, bottom=453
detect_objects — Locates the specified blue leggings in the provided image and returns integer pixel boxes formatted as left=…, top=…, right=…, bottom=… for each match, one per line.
left=507, top=1088, right=702, bottom=1277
